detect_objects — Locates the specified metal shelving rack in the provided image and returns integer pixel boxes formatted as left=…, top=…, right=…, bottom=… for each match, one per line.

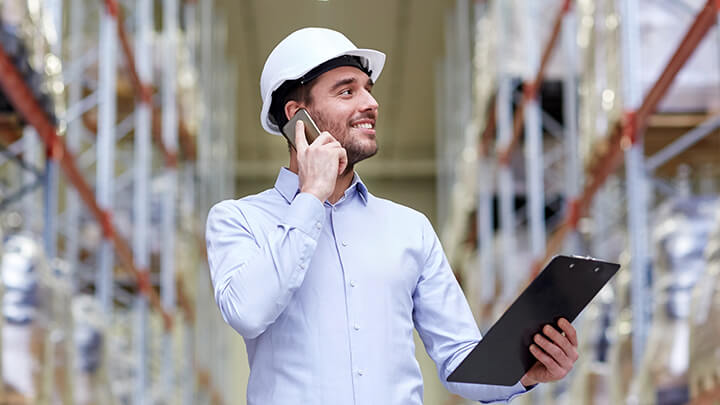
left=437, top=0, right=720, bottom=403
left=0, top=0, right=237, bottom=403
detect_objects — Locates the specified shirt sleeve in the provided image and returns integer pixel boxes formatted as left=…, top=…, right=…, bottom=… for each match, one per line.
left=412, top=216, right=529, bottom=403
left=205, top=193, right=325, bottom=339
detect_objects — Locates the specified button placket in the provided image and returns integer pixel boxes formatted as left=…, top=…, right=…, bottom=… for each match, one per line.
left=329, top=204, right=361, bottom=393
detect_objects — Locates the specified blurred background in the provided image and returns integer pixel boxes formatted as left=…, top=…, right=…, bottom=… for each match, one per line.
left=0, top=0, right=718, bottom=404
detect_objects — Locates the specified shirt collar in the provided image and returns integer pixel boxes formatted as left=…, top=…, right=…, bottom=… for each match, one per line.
left=274, top=167, right=369, bottom=205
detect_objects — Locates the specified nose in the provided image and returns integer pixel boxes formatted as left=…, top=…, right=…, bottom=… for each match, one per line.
left=360, top=89, right=379, bottom=113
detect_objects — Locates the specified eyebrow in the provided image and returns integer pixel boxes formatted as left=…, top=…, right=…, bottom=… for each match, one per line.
left=330, top=77, right=375, bottom=92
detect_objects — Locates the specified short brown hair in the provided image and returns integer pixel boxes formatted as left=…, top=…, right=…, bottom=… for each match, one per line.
left=269, top=79, right=315, bottom=133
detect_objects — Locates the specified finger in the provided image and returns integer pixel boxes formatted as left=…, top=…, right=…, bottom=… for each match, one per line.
left=295, top=121, right=308, bottom=152
left=326, top=140, right=342, bottom=149
left=314, top=131, right=338, bottom=146
left=529, top=344, right=565, bottom=377
left=558, top=318, right=578, bottom=347
left=534, top=333, right=572, bottom=370
left=543, top=324, right=578, bottom=361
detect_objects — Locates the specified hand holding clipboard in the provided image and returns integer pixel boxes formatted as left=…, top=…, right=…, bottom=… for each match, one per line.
left=448, top=255, right=620, bottom=386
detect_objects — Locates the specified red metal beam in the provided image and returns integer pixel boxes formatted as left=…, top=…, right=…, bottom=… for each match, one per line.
left=0, top=39, right=174, bottom=329
left=478, top=94, right=496, bottom=158
left=103, top=0, right=196, bottom=162
left=526, top=0, right=717, bottom=280
left=497, top=0, right=572, bottom=165
left=635, top=0, right=717, bottom=131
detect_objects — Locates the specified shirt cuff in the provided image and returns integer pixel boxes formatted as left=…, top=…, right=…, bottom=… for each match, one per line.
left=521, top=382, right=537, bottom=392
left=282, top=192, right=325, bottom=240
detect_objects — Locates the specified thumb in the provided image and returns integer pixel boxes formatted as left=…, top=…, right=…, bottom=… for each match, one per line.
left=337, top=148, right=348, bottom=175
left=295, top=120, right=308, bottom=152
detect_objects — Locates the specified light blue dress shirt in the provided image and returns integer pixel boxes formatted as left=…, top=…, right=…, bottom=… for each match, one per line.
left=205, top=168, right=528, bottom=404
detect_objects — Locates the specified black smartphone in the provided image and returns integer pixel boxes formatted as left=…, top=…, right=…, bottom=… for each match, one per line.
left=281, top=108, right=322, bottom=149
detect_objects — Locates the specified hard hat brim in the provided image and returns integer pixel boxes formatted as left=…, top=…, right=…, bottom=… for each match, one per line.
left=260, top=48, right=386, bottom=135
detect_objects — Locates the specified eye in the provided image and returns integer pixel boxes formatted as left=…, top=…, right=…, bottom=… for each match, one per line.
left=340, top=89, right=353, bottom=96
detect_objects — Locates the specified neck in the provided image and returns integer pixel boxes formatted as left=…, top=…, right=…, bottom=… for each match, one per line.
left=328, top=168, right=355, bottom=204
left=289, top=150, right=356, bottom=204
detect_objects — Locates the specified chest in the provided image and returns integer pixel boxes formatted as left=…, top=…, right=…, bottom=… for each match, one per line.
left=305, top=205, right=425, bottom=303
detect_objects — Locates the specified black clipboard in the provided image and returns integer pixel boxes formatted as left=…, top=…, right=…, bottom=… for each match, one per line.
left=447, top=255, right=620, bottom=386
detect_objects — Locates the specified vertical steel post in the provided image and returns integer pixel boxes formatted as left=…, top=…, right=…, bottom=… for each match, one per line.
left=63, top=1, right=85, bottom=401
left=197, top=1, right=213, bottom=400
left=522, top=3, right=545, bottom=402
left=562, top=6, right=581, bottom=253
left=717, top=3, right=720, bottom=111
left=212, top=16, right=228, bottom=202
left=210, top=23, right=223, bottom=387
left=495, top=0, right=518, bottom=302
left=96, top=3, right=118, bottom=314
left=0, top=263, right=3, bottom=401
left=183, top=2, right=198, bottom=400
left=43, top=162, right=58, bottom=260
left=523, top=0, right=546, bottom=265
left=43, top=0, right=62, bottom=262
left=474, top=1, right=495, bottom=310
left=65, top=0, right=84, bottom=275
left=440, top=9, right=455, bottom=231
left=162, top=0, right=179, bottom=399
left=227, top=64, right=238, bottom=199
left=133, top=0, right=153, bottom=403
left=199, top=0, right=213, bottom=213
left=434, top=60, right=446, bottom=230
left=22, top=127, right=40, bottom=232
left=620, top=0, right=651, bottom=370
left=455, top=0, right=472, bottom=140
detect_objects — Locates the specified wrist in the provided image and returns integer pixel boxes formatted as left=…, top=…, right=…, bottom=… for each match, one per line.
left=300, top=187, right=327, bottom=203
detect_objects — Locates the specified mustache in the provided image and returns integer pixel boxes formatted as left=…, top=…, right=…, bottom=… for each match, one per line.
left=350, top=112, right=377, bottom=122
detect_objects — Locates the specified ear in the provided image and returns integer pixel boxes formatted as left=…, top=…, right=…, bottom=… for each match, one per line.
left=284, top=100, right=303, bottom=121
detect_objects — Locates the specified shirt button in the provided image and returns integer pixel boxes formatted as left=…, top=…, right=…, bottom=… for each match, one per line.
left=299, top=263, right=306, bottom=269
left=353, top=323, right=360, bottom=331
left=341, top=241, right=348, bottom=247
left=357, top=369, right=364, bottom=376
left=350, top=280, right=356, bottom=287
left=315, top=222, right=322, bottom=230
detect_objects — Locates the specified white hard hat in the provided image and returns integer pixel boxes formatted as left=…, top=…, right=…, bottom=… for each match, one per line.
left=260, top=27, right=386, bottom=135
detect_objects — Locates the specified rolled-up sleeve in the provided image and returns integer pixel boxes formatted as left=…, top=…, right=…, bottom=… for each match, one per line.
left=205, top=193, right=325, bottom=339
left=412, top=216, right=529, bottom=403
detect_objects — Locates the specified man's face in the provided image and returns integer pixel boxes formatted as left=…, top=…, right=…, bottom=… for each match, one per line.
left=304, top=66, right=379, bottom=167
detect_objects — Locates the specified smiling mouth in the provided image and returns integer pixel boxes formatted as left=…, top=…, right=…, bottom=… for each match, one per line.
left=351, top=122, right=374, bottom=129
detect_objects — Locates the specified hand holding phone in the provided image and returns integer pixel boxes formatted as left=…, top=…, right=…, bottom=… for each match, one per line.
left=288, top=109, right=348, bottom=202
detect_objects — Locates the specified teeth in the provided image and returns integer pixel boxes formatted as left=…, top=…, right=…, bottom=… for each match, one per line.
left=353, top=122, right=373, bottom=129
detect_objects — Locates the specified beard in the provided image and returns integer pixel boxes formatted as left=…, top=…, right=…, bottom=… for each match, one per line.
left=307, top=107, right=378, bottom=169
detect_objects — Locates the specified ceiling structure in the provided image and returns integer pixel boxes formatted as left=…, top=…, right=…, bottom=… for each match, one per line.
left=215, top=0, right=457, bottom=180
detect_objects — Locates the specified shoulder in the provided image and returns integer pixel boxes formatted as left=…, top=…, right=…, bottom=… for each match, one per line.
left=366, top=193, right=435, bottom=233
left=207, top=188, right=284, bottom=222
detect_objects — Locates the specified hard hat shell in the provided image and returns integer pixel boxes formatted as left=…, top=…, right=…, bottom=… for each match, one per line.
left=260, top=27, right=386, bottom=135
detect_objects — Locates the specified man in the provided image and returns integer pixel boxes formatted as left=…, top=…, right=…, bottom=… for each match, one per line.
left=205, top=27, right=578, bottom=404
